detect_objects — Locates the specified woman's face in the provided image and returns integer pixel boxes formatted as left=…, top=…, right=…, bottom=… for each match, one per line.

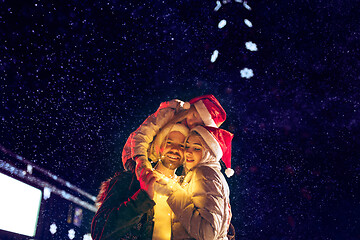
left=185, top=134, right=204, bottom=170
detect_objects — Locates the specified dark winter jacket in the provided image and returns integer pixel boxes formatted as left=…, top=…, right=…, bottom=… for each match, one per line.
left=91, top=171, right=155, bottom=240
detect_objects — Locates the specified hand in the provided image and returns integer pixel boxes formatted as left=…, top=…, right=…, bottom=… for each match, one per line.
left=151, top=170, right=166, bottom=183
left=135, top=156, right=152, bottom=180
left=139, top=168, right=158, bottom=199
left=154, top=181, right=172, bottom=196
left=153, top=173, right=181, bottom=196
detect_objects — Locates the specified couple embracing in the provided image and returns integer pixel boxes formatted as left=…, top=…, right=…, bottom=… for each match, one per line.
left=91, top=95, right=235, bottom=240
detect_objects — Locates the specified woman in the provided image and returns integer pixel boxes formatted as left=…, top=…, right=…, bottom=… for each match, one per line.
left=121, top=95, right=226, bottom=180
left=156, top=125, right=233, bottom=239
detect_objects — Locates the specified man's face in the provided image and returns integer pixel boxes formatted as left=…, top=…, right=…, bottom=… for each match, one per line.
left=160, top=131, right=186, bottom=170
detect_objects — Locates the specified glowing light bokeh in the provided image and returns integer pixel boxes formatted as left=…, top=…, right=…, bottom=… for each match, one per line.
left=44, top=187, right=51, bottom=200
left=243, top=1, right=251, bottom=10
left=240, top=68, right=254, bottom=79
left=83, top=233, right=92, bottom=240
left=245, top=41, right=258, bottom=51
left=214, top=1, right=221, bottom=11
left=211, top=50, right=219, bottom=63
left=244, top=19, right=253, bottom=27
left=50, top=223, right=57, bottom=235
left=68, top=229, right=76, bottom=240
left=218, top=19, right=227, bottom=29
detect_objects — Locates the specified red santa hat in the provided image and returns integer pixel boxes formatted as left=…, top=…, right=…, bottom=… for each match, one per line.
left=188, top=95, right=226, bottom=128
left=191, top=126, right=234, bottom=177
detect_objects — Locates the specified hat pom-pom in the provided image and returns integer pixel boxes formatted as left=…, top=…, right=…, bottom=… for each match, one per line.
left=182, top=101, right=190, bottom=109
left=225, top=168, right=234, bottom=178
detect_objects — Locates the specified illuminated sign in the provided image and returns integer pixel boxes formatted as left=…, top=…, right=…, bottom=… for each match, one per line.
left=0, top=173, right=42, bottom=237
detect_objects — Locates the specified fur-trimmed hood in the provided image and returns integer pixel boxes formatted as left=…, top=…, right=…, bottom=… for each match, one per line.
left=95, top=172, right=122, bottom=208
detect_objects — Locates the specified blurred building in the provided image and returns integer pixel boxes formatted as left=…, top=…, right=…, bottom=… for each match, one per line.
left=0, top=146, right=96, bottom=240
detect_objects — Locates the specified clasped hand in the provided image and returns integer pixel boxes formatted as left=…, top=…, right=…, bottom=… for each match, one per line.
left=153, top=171, right=181, bottom=196
left=139, top=168, right=181, bottom=199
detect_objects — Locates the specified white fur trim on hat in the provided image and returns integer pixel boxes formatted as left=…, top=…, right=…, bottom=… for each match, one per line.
left=192, top=126, right=222, bottom=161
left=170, top=123, right=190, bottom=136
left=225, top=168, right=234, bottom=177
left=193, top=100, right=217, bottom=128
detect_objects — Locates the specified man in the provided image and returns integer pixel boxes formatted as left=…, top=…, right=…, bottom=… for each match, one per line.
left=91, top=123, right=189, bottom=240
left=122, top=95, right=227, bottom=180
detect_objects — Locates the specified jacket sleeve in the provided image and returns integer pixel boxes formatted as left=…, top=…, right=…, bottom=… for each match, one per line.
left=91, top=174, right=155, bottom=240
left=167, top=167, right=226, bottom=240
left=122, top=99, right=185, bottom=165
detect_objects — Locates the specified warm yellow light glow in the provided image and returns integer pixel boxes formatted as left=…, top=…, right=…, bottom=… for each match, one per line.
left=153, top=192, right=172, bottom=240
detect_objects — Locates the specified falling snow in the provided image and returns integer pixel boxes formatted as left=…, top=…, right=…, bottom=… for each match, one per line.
left=1, top=0, right=359, bottom=239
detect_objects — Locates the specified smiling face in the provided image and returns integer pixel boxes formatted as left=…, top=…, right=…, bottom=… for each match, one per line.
left=185, top=133, right=205, bottom=170
left=160, top=131, right=186, bottom=170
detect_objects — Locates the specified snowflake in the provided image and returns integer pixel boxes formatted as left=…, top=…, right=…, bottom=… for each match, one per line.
left=83, top=233, right=92, bottom=240
left=245, top=41, right=258, bottom=51
left=50, top=223, right=57, bottom=235
left=68, top=229, right=76, bottom=239
left=240, top=68, right=254, bottom=79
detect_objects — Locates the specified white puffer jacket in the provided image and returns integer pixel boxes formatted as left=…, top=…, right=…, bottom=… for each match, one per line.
left=122, top=99, right=187, bottom=170
left=167, top=152, right=232, bottom=240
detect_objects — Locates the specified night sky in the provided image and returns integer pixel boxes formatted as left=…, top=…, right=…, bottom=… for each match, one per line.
left=1, top=0, right=360, bottom=239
